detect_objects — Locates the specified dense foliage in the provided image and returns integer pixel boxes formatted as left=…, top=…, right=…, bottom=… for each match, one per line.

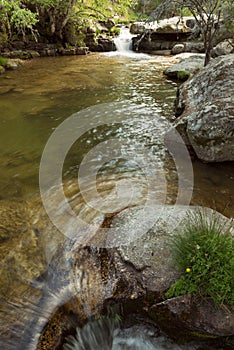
left=0, top=0, right=136, bottom=46
left=166, top=210, right=234, bottom=309
left=0, top=0, right=233, bottom=55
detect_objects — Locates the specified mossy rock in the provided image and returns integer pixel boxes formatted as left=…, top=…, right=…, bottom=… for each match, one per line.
left=177, top=70, right=191, bottom=81
left=0, top=55, right=8, bottom=67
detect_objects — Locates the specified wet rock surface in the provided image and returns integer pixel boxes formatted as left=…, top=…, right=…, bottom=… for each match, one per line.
left=151, top=295, right=234, bottom=338
left=1, top=45, right=89, bottom=59
left=132, top=31, right=191, bottom=53
left=174, top=54, right=234, bottom=162
left=0, top=194, right=233, bottom=349
left=35, top=206, right=233, bottom=349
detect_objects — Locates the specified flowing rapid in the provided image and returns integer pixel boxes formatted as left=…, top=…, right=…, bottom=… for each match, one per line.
left=63, top=318, right=200, bottom=350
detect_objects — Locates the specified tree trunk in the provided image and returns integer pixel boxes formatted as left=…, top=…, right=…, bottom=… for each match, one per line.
left=204, top=45, right=212, bottom=66
left=203, top=26, right=213, bottom=66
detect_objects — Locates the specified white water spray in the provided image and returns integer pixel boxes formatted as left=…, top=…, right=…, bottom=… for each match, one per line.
left=107, top=26, right=150, bottom=59
left=114, top=27, right=134, bottom=54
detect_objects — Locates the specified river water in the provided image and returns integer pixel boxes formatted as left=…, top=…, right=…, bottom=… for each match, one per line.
left=0, top=43, right=233, bottom=350
left=0, top=52, right=233, bottom=215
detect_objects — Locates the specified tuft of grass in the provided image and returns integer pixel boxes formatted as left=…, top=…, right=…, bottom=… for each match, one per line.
left=0, top=56, right=8, bottom=67
left=166, top=209, right=234, bottom=309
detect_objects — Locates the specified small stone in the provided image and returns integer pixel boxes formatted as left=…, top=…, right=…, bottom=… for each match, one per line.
left=171, top=44, right=185, bottom=54
left=6, top=60, right=18, bottom=70
left=29, top=50, right=40, bottom=58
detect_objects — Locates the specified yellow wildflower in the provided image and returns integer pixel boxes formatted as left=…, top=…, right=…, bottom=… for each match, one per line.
left=186, top=268, right=191, bottom=273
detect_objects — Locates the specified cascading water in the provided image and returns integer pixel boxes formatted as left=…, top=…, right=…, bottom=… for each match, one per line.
left=114, top=27, right=134, bottom=54
left=63, top=318, right=200, bottom=350
left=110, top=26, right=149, bottom=59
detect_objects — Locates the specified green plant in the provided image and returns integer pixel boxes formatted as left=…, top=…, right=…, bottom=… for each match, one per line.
left=76, top=40, right=85, bottom=47
left=177, top=70, right=190, bottom=81
left=108, top=26, right=120, bottom=36
left=166, top=209, right=234, bottom=309
left=95, top=28, right=101, bottom=35
left=0, top=56, right=8, bottom=67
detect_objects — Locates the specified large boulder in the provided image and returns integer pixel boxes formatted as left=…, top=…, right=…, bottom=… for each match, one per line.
left=35, top=205, right=233, bottom=348
left=151, top=294, right=234, bottom=339
left=132, top=17, right=192, bottom=53
left=164, top=55, right=205, bottom=80
left=85, top=34, right=116, bottom=52
left=0, top=200, right=233, bottom=349
left=155, top=17, right=191, bottom=33
left=173, top=54, right=234, bottom=162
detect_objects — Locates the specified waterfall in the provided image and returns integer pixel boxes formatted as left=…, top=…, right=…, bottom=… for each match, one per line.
left=63, top=319, right=200, bottom=350
left=107, top=26, right=149, bottom=59
left=114, top=27, right=134, bottom=54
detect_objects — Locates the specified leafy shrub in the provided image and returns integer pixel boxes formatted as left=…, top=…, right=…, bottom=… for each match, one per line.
left=0, top=56, right=8, bottom=67
left=166, top=209, right=234, bottom=309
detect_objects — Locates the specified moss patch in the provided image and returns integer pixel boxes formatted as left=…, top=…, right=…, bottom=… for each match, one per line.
left=0, top=56, right=8, bottom=67
left=177, top=70, right=191, bottom=81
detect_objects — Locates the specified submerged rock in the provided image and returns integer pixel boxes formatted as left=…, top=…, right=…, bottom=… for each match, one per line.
left=174, top=54, right=234, bottom=162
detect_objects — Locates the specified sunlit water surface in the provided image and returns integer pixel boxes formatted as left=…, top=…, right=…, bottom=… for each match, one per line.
left=0, top=51, right=233, bottom=350
left=0, top=53, right=233, bottom=215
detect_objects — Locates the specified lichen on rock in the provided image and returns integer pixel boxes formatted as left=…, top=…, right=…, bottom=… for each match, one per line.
left=173, top=54, right=234, bottom=162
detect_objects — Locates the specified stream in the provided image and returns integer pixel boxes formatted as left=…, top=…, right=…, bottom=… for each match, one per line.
left=0, top=51, right=233, bottom=214
left=0, top=32, right=233, bottom=350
